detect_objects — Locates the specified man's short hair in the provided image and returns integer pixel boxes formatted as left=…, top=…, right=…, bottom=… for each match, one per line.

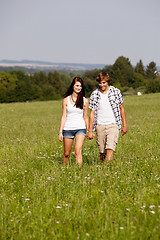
left=96, top=72, right=110, bottom=84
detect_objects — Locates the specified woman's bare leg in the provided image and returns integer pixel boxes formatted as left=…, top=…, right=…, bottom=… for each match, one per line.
left=63, top=138, right=74, bottom=165
left=74, top=135, right=85, bottom=167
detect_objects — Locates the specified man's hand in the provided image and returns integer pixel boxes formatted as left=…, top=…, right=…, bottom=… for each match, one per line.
left=121, top=125, right=127, bottom=136
left=87, top=131, right=94, bottom=140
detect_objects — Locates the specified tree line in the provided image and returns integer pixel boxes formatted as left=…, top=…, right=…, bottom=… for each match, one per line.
left=0, top=56, right=160, bottom=103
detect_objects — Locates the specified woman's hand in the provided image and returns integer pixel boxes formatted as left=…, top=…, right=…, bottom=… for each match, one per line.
left=58, top=133, right=63, bottom=142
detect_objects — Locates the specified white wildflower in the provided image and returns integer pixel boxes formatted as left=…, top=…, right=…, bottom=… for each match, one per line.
left=149, top=205, right=155, bottom=209
left=141, top=205, right=146, bottom=208
left=25, top=198, right=30, bottom=201
left=150, top=211, right=155, bottom=214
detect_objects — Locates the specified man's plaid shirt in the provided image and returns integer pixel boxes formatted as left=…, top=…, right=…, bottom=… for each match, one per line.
left=89, top=86, right=124, bottom=131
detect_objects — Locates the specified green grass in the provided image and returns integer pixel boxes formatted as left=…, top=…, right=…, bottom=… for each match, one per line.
left=0, top=93, right=160, bottom=240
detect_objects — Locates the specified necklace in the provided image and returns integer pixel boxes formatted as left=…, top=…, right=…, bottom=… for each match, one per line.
left=71, top=95, right=76, bottom=103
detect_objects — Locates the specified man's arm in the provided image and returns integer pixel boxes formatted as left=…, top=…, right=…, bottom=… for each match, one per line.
left=119, top=103, right=127, bottom=135
left=87, top=109, right=95, bottom=139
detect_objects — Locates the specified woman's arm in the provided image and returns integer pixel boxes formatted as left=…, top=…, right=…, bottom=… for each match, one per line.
left=87, top=109, right=95, bottom=139
left=83, top=98, right=89, bottom=131
left=58, top=98, right=67, bottom=142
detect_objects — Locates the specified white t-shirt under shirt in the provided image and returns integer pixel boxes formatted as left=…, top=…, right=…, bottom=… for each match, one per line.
left=63, top=96, right=86, bottom=130
left=97, top=90, right=116, bottom=125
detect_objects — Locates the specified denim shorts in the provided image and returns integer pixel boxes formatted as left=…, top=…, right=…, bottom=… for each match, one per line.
left=63, top=129, right=86, bottom=139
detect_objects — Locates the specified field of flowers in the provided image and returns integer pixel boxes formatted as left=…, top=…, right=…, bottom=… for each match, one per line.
left=0, top=93, right=160, bottom=239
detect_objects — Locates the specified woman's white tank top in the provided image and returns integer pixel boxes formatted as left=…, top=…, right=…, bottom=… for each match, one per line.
left=63, top=96, right=86, bottom=130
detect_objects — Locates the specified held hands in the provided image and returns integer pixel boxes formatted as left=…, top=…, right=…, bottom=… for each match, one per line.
left=121, top=125, right=127, bottom=136
left=87, top=131, right=94, bottom=140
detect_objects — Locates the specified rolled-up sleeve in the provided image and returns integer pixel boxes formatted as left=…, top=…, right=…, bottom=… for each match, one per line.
left=117, top=89, right=124, bottom=105
left=89, top=92, right=96, bottom=111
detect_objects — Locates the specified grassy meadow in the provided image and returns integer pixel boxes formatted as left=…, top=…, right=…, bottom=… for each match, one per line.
left=0, top=93, right=160, bottom=240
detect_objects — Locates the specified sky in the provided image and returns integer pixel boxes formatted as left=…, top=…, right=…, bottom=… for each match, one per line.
left=0, top=0, right=160, bottom=66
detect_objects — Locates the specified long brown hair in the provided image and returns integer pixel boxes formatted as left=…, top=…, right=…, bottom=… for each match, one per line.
left=64, top=77, right=85, bottom=109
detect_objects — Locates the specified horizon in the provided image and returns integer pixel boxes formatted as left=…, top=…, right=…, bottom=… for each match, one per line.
left=0, top=58, right=160, bottom=69
left=0, top=59, right=106, bottom=65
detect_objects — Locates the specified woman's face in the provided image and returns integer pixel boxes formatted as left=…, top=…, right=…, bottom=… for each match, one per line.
left=73, top=81, right=82, bottom=94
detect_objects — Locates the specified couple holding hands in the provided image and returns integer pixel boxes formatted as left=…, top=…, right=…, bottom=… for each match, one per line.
left=58, top=72, right=127, bottom=167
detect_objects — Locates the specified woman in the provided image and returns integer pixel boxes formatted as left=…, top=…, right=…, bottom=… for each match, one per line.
left=58, top=77, right=89, bottom=166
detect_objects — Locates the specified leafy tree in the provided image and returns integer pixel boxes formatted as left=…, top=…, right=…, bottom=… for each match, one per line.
left=132, top=72, right=146, bottom=88
left=83, top=69, right=101, bottom=95
left=31, top=71, right=48, bottom=86
left=0, top=84, right=7, bottom=102
left=31, top=84, right=43, bottom=100
left=42, top=84, right=55, bottom=100
left=146, top=76, right=160, bottom=93
left=111, top=56, right=134, bottom=87
left=102, top=65, right=114, bottom=78
left=83, top=69, right=101, bottom=81
left=146, top=61, right=157, bottom=79
left=0, top=72, right=18, bottom=102
left=112, top=82, right=124, bottom=92
left=60, top=73, right=72, bottom=93
left=10, top=70, right=33, bottom=101
left=135, top=59, right=145, bottom=75
left=83, top=77, right=95, bottom=97
left=48, top=72, right=54, bottom=85
left=52, top=71, right=63, bottom=95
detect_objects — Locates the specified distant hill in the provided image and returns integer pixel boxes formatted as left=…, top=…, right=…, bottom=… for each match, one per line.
left=0, top=59, right=159, bottom=74
left=0, top=59, right=106, bottom=72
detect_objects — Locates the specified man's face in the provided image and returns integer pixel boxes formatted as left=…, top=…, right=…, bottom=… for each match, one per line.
left=98, top=80, right=108, bottom=92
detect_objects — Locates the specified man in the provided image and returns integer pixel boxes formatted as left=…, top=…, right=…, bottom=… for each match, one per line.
left=87, top=72, right=127, bottom=162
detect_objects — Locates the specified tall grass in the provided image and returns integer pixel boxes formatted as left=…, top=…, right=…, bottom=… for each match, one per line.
left=0, top=93, right=160, bottom=239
